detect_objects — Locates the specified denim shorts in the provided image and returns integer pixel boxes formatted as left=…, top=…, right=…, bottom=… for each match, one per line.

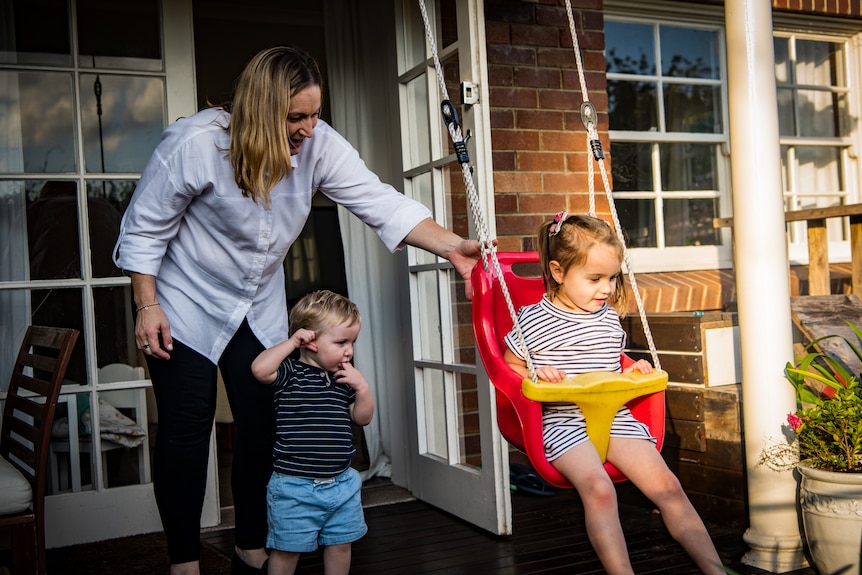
left=266, top=467, right=367, bottom=552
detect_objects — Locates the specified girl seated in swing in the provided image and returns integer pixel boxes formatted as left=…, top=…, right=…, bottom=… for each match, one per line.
left=504, top=212, right=724, bottom=575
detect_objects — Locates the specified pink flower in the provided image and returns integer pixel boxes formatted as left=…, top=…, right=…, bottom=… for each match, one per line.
left=787, top=413, right=802, bottom=431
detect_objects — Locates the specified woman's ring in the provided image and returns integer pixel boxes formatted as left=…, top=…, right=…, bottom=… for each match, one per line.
left=143, top=344, right=150, bottom=349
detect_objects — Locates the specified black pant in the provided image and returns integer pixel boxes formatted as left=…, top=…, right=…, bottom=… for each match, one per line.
left=146, top=319, right=275, bottom=564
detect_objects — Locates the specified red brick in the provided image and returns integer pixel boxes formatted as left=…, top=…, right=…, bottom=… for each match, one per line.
left=490, top=108, right=515, bottom=129
left=487, top=44, right=536, bottom=66
left=488, top=64, right=514, bottom=87
left=543, top=172, right=583, bottom=193
left=493, top=150, right=516, bottom=171
left=538, top=89, right=582, bottom=110
left=485, top=21, right=511, bottom=44
left=493, top=171, right=543, bottom=193
left=519, top=192, right=570, bottom=213
left=514, top=67, right=562, bottom=89
left=485, top=2, right=536, bottom=25
left=537, top=47, right=577, bottom=69
left=512, top=24, right=561, bottom=47
left=489, top=86, right=538, bottom=108
left=493, top=193, right=519, bottom=214
left=492, top=128, right=540, bottom=150
left=495, top=236, right=523, bottom=252
left=541, top=130, right=582, bottom=151
left=535, top=5, right=567, bottom=27
left=517, top=109, right=564, bottom=130
left=498, top=214, right=546, bottom=235
left=517, top=151, right=566, bottom=171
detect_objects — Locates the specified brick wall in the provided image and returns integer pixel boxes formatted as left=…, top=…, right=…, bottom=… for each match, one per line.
left=772, top=0, right=862, bottom=16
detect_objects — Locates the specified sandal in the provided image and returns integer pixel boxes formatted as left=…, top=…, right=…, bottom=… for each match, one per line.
left=509, top=462, right=557, bottom=497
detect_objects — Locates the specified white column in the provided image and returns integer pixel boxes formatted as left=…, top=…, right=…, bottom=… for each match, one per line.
left=724, top=1, right=807, bottom=571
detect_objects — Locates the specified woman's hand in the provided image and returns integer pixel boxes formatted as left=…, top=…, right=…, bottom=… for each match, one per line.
left=131, top=272, right=173, bottom=359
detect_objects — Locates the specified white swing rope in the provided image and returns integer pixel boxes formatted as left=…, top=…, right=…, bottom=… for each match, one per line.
left=417, top=0, right=661, bottom=374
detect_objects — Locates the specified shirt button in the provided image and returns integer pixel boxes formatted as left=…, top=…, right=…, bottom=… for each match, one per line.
left=262, top=231, right=270, bottom=238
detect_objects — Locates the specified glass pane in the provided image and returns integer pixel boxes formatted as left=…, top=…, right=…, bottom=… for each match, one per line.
left=410, top=172, right=437, bottom=265
left=660, top=26, right=719, bottom=79
left=422, top=369, right=448, bottom=458
left=0, top=180, right=29, bottom=282
left=416, top=270, right=442, bottom=361
left=0, top=0, right=71, bottom=66
left=611, top=142, right=652, bottom=191
left=86, top=181, right=127, bottom=278
left=664, top=198, right=721, bottom=247
left=797, top=90, right=840, bottom=138
left=796, top=146, right=843, bottom=195
left=617, top=198, right=656, bottom=248
left=77, top=0, right=162, bottom=71
left=608, top=80, right=657, bottom=131
left=27, top=180, right=81, bottom=280
left=49, top=391, right=96, bottom=493
left=94, top=285, right=135, bottom=367
left=450, top=269, right=474, bottom=365
left=399, top=0, right=429, bottom=71
left=0, top=70, right=76, bottom=173
left=405, top=75, right=431, bottom=168
left=664, top=84, right=721, bottom=133
left=796, top=40, right=842, bottom=87
left=97, top=388, right=150, bottom=488
left=605, top=21, right=655, bottom=75
left=31, top=287, right=87, bottom=384
left=440, top=0, right=458, bottom=51
left=81, top=74, right=166, bottom=173
left=777, top=87, right=796, bottom=136
left=774, top=37, right=790, bottom=83
left=456, top=372, right=480, bottom=468
left=660, top=143, right=716, bottom=191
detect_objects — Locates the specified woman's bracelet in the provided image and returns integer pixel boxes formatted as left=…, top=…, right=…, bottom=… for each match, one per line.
left=135, top=302, right=160, bottom=313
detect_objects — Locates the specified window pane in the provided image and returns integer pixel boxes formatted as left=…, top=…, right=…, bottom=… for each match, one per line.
left=660, top=27, right=719, bottom=79
left=1, top=71, right=76, bottom=173
left=797, top=90, right=841, bottom=138
left=81, top=74, right=165, bottom=173
left=416, top=270, right=442, bottom=362
left=617, top=198, right=656, bottom=247
left=611, top=142, right=652, bottom=191
left=456, top=372, right=480, bottom=468
left=94, top=286, right=134, bottom=367
left=608, top=80, right=657, bottom=131
left=605, top=21, right=655, bottom=75
left=31, top=287, right=87, bottom=384
left=405, top=75, right=431, bottom=168
left=664, top=84, right=721, bottom=133
left=774, top=37, right=790, bottom=83
left=27, top=180, right=81, bottom=280
left=796, top=146, right=843, bottom=194
left=777, top=87, right=796, bottom=136
left=86, top=180, right=130, bottom=278
left=660, top=143, right=716, bottom=191
left=0, top=0, right=71, bottom=66
left=796, top=40, right=842, bottom=87
left=664, top=198, right=720, bottom=247
left=421, top=368, right=447, bottom=458
left=0, top=180, right=28, bottom=282
left=77, top=0, right=162, bottom=71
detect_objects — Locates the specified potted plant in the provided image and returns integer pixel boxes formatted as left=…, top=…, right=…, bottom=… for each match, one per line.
left=761, top=321, right=862, bottom=575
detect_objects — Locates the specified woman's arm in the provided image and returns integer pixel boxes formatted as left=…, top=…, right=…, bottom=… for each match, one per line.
left=131, top=272, right=173, bottom=359
left=404, top=218, right=483, bottom=296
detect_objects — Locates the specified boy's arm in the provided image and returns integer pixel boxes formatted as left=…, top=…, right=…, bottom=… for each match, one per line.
left=337, top=362, right=374, bottom=426
left=251, top=329, right=316, bottom=384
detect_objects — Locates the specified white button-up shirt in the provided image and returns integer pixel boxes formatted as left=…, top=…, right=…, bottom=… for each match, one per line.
left=114, top=108, right=430, bottom=363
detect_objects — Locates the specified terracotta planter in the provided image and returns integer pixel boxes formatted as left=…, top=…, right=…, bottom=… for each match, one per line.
left=798, top=463, right=862, bottom=575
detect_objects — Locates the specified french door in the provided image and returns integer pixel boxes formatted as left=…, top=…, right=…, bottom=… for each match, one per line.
left=395, top=0, right=511, bottom=535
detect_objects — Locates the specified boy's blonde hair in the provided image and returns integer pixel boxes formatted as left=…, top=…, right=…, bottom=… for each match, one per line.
left=227, top=46, right=322, bottom=206
left=289, top=290, right=360, bottom=336
left=536, top=213, right=628, bottom=315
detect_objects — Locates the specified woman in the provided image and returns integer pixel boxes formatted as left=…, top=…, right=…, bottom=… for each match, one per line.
left=113, top=46, right=480, bottom=575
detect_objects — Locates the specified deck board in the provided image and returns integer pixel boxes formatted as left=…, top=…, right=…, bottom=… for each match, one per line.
left=200, top=482, right=816, bottom=574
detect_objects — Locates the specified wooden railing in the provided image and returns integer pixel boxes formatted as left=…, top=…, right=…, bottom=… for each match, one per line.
left=714, top=203, right=862, bottom=296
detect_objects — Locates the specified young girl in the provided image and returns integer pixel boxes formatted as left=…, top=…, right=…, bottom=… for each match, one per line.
left=504, top=212, right=724, bottom=575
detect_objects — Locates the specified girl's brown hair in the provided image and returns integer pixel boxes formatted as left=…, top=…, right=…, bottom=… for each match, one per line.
left=227, top=46, right=322, bottom=205
left=289, top=290, right=360, bottom=336
left=537, top=213, right=628, bottom=314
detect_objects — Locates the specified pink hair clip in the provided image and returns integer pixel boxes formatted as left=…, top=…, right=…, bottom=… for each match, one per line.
left=549, top=211, right=568, bottom=236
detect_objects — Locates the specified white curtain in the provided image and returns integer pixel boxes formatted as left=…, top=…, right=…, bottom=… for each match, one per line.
left=0, top=1, right=31, bottom=390
left=324, top=0, right=407, bottom=480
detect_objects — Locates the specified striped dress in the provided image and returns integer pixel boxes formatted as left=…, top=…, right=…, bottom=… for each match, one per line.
left=504, top=295, right=654, bottom=461
left=271, top=357, right=356, bottom=479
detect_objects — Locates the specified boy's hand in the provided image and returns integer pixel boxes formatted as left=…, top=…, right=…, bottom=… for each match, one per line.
left=622, top=359, right=654, bottom=374
left=334, top=361, right=369, bottom=393
left=292, top=328, right=317, bottom=352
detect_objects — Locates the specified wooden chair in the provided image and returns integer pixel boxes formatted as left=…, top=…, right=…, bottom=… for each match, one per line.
left=0, top=326, right=79, bottom=575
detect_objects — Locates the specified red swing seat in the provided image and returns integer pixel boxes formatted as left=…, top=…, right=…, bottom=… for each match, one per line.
left=471, top=251, right=667, bottom=488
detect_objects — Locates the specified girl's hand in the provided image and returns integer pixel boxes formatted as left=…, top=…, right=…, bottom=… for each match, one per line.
left=622, top=359, right=654, bottom=374
left=536, top=366, right=566, bottom=382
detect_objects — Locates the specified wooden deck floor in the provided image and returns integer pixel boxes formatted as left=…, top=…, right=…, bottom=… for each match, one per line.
left=201, top=481, right=817, bottom=575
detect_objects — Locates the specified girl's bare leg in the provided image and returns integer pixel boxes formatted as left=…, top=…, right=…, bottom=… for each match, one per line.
left=611, top=439, right=725, bottom=575
left=553, top=442, right=634, bottom=575
left=322, top=543, right=352, bottom=575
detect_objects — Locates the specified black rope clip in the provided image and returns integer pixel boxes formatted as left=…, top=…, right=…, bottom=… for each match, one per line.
left=441, top=100, right=471, bottom=164
left=589, top=139, right=604, bottom=161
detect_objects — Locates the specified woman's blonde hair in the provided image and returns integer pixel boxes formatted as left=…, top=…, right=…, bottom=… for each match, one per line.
left=227, top=46, right=322, bottom=205
left=537, top=213, right=628, bottom=315
left=289, top=290, right=360, bottom=336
